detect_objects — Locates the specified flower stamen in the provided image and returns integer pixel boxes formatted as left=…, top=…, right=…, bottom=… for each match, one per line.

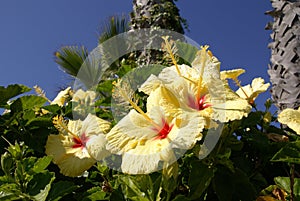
left=113, top=81, right=163, bottom=131
left=196, top=46, right=210, bottom=99
left=53, top=116, right=78, bottom=138
left=153, top=118, right=173, bottom=140
left=72, top=133, right=89, bottom=149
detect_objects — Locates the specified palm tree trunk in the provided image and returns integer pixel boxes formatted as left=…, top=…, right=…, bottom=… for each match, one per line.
left=131, top=0, right=185, bottom=32
left=130, top=0, right=186, bottom=65
left=266, top=0, right=300, bottom=112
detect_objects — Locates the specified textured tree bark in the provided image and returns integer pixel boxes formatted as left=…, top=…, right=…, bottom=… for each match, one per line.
left=266, top=0, right=300, bottom=112
left=130, top=0, right=185, bottom=65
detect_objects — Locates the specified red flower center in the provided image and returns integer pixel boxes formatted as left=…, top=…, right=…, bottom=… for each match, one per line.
left=188, top=94, right=212, bottom=111
left=153, top=118, right=173, bottom=140
left=72, top=133, right=89, bottom=149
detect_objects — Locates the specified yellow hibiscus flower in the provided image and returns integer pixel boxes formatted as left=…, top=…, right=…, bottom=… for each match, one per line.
left=236, top=77, right=270, bottom=104
left=107, top=82, right=205, bottom=174
left=278, top=107, right=300, bottom=135
left=45, top=114, right=111, bottom=177
left=140, top=46, right=251, bottom=123
left=51, top=87, right=72, bottom=106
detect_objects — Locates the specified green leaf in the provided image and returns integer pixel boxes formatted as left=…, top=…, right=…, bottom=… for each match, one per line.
left=110, top=186, right=126, bottom=201
left=82, top=187, right=108, bottom=201
left=31, top=156, right=52, bottom=173
left=172, top=195, right=190, bottom=201
left=175, top=41, right=198, bottom=64
left=241, top=111, right=262, bottom=127
left=46, top=181, right=77, bottom=201
left=117, top=175, right=153, bottom=201
left=41, top=104, right=61, bottom=113
left=213, top=168, right=234, bottom=201
left=226, top=135, right=243, bottom=151
left=21, top=157, right=36, bottom=172
left=0, top=84, right=31, bottom=106
left=271, top=141, right=300, bottom=164
left=274, top=177, right=300, bottom=196
left=151, top=173, right=162, bottom=201
left=1, top=152, right=14, bottom=176
left=0, top=183, right=23, bottom=201
left=10, top=95, right=46, bottom=113
left=25, top=116, right=53, bottom=128
left=162, top=162, right=178, bottom=193
left=216, top=148, right=235, bottom=172
left=116, top=64, right=132, bottom=77
left=188, top=161, right=215, bottom=200
left=26, top=171, right=55, bottom=201
left=213, top=168, right=256, bottom=201
left=259, top=185, right=279, bottom=196
left=232, top=169, right=257, bottom=201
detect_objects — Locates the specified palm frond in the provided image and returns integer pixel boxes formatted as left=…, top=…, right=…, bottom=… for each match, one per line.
left=54, top=46, right=89, bottom=77
left=98, top=15, right=130, bottom=44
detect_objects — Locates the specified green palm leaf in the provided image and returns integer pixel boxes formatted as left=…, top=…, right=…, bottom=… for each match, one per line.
left=54, top=46, right=89, bottom=77
left=98, top=15, right=129, bottom=44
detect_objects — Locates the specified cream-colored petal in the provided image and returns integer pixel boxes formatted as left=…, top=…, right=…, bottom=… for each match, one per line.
left=212, top=83, right=252, bottom=122
left=169, top=111, right=205, bottom=150
left=278, top=108, right=300, bottom=135
left=106, top=110, right=158, bottom=154
left=45, top=134, right=95, bottom=177
left=146, top=86, right=181, bottom=116
left=121, top=151, right=161, bottom=174
left=139, top=74, right=163, bottom=95
left=220, top=69, right=245, bottom=80
left=57, top=154, right=96, bottom=177
left=159, top=65, right=198, bottom=86
left=236, top=77, right=270, bottom=102
left=51, top=87, right=71, bottom=106
left=86, top=135, right=111, bottom=160
left=67, top=120, right=82, bottom=136
left=120, top=137, right=174, bottom=174
left=107, top=105, right=205, bottom=174
left=191, top=47, right=221, bottom=81
left=45, top=134, right=68, bottom=164
left=81, top=114, right=111, bottom=137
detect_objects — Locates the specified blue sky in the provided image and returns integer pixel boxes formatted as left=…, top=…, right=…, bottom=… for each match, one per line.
left=0, top=1, right=273, bottom=110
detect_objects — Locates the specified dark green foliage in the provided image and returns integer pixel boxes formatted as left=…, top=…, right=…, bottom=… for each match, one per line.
left=55, top=46, right=89, bottom=78
left=98, top=15, right=130, bottom=44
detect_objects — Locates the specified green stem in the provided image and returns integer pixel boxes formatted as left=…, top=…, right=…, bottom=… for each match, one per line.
left=166, top=191, right=171, bottom=201
left=290, top=164, right=295, bottom=201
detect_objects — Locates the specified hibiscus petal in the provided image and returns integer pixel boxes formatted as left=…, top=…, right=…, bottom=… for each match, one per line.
left=86, top=135, right=111, bottom=160
left=278, top=107, right=300, bottom=135
left=220, top=68, right=245, bottom=80
left=57, top=154, right=96, bottom=177
left=45, top=134, right=68, bottom=164
left=236, top=77, right=270, bottom=102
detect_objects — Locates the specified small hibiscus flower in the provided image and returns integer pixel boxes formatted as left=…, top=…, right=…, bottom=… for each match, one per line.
left=51, top=87, right=72, bottom=106
left=45, top=114, right=111, bottom=177
left=236, top=77, right=270, bottom=105
left=140, top=46, right=251, bottom=124
left=106, top=81, right=205, bottom=174
left=278, top=107, right=300, bottom=135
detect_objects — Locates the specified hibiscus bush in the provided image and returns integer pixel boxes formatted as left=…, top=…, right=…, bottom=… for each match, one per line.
left=0, top=37, right=299, bottom=201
